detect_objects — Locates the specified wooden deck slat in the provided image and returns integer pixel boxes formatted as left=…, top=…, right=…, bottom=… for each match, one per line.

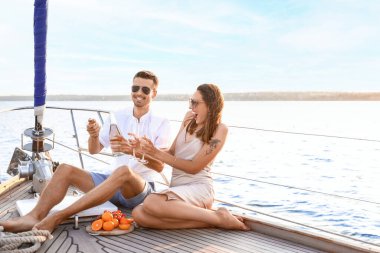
left=226, top=230, right=324, bottom=253
left=173, top=228, right=270, bottom=253
left=66, top=225, right=104, bottom=253
left=99, top=233, right=181, bottom=253
left=103, top=245, right=126, bottom=253
left=152, top=228, right=270, bottom=253
left=38, top=225, right=66, bottom=252
left=194, top=227, right=324, bottom=253
left=67, top=244, right=79, bottom=253
left=124, top=232, right=192, bottom=253
left=135, top=229, right=231, bottom=253
left=137, top=230, right=226, bottom=253
left=188, top=227, right=324, bottom=253
left=237, top=230, right=325, bottom=253
left=100, top=234, right=175, bottom=253
left=171, top=230, right=254, bottom=253
left=130, top=230, right=196, bottom=252
left=98, top=235, right=146, bottom=253
left=43, top=226, right=67, bottom=252
left=189, top=231, right=270, bottom=252
left=58, top=232, right=73, bottom=253
left=0, top=183, right=31, bottom=214
left=0, top=183, right=29, bottom=205
left=143, top=228, right=239, bottom=253
left=98, top=238, right=127, bottom=253
left=165, top=228, right=248, bottom=252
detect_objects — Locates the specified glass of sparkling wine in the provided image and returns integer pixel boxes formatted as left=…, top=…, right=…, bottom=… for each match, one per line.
left=109, top=113, right=124, bottom=156
left=136, top=121, right=148, bottom=164
left=128, top=120, right=138, bottom=160
left=138, top=137, right=148, bottom=164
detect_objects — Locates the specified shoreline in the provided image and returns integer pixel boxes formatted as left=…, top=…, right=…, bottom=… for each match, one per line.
left=1, top=92, right=380, bottom=101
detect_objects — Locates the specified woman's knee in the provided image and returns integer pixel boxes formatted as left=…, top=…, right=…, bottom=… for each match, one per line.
left=131, top=206, right=143, bottom=223
left=143, top=194, right=164, bottom=215
left=132, top=205, right=151, bottom=227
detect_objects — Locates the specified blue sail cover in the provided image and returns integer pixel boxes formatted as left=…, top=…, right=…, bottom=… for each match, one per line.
left=33, top=0, right=48, bottom=114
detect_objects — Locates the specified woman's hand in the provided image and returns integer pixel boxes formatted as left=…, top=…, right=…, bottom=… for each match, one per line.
left=140, top=136, right=158, bottom=157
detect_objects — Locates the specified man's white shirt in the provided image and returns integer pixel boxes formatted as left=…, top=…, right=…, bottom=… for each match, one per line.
left=98, top=107, right=171, bottom=182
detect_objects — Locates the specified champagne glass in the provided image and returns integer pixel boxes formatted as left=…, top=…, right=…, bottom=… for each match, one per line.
left=109, top=113, right=124, bottom=156
left=138, top=137, right=149, bottom=164
left=136, top=121, right=148, bottom=164
left=127, top=119, right=138, bottom=160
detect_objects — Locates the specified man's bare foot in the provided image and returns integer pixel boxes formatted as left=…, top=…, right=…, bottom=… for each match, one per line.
left=215, top=207, right=250, bottom=231
left=33, top=213, right=63, bottom=233
left=0, top=214, right=40, bottom=232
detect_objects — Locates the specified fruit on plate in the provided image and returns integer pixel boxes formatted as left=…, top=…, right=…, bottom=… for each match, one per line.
left=120, top=217, right=134, bottom=225
left=112, top=218, right=119, bottom=228
left=103, top=221, right=115, bottom=231
left=118, top=223, right=131, bottom=230
left=91, top=210, right=133, bottom=231
left=91, top=219, right=103, bottom=231
left=101, top=211, right=113, bottom=222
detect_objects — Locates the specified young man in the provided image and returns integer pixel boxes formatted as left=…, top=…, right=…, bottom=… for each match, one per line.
left=0, top=70, right=171, bottom=233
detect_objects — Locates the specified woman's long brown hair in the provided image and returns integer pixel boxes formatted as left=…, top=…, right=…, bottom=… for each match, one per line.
left=186, top=84, right=224, bottom=144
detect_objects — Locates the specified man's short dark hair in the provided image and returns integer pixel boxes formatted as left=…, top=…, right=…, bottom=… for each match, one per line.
left=134, top=70, right=159, bottom=87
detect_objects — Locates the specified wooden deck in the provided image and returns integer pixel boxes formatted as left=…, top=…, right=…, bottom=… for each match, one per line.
left=0, top=180, right=329, bottom=253
left=35, top=223, right=327, bottom=253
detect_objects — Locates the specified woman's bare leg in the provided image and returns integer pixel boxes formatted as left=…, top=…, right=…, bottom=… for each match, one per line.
left=132, top=205, right=211, bottom=229
left=133, top=194, right=249, bottom=230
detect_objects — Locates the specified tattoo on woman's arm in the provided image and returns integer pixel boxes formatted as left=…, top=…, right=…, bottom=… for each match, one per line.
left=206, top=139, right=221, bottom=155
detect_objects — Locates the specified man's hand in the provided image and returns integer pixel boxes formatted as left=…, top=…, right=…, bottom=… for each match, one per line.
left=110, top=136, right=134, bottom=155
left=87, top=118, right=100, bottom=138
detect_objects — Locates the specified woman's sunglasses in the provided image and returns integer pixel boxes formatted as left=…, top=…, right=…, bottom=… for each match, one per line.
left=131, top=85, right=152, bottom=95
left=189, top=98, right=205, bottom=108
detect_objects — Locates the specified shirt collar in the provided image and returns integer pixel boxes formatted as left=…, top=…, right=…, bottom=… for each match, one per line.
left=130, top=107, right=152, bottom=123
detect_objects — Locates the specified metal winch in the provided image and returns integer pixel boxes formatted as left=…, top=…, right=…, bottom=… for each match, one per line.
left=8, top=116, right=56, bottom=193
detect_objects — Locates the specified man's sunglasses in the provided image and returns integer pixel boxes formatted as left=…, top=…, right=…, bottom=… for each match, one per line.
left=131, top=85, right=152, bottom=95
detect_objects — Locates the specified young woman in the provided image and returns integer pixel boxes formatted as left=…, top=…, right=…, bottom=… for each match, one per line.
left=132, top=83, right=249, bottom=230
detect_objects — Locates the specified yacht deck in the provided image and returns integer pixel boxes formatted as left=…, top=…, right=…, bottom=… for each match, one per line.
left=0, top=180, right=326, bottom=253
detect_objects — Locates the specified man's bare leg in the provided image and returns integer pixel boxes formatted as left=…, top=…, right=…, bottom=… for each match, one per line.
left=34, top=165, right=146, bottom=233
left=0, top=163, right=94, bottom=232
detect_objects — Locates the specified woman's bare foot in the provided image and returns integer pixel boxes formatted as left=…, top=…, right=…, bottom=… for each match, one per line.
left=215, top=207, right=250, bottom=231
left=33, top=213, right=63, bottom=233
left=0, top=214, right=40, bottom=232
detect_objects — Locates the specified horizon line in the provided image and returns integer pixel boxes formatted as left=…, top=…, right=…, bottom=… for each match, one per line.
left=1, top=91, right=380, bottom=101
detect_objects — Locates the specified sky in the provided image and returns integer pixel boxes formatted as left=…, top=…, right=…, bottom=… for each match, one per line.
left=0, top=0, right=379, bottom=95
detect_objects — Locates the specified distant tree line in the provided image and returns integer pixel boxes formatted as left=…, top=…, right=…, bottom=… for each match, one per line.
left=1, top=92, right=380, bottom=101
